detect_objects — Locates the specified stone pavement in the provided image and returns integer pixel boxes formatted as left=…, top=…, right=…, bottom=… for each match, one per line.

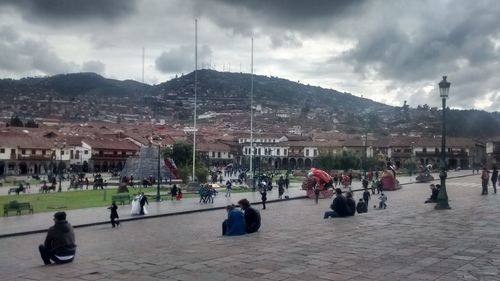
left=0, top=170, right=472, bottom=237
left=1, top=172, right=499, bottom=280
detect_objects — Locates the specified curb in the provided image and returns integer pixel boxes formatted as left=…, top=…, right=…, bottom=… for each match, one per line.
left=0, top=195, right=308, bottom=239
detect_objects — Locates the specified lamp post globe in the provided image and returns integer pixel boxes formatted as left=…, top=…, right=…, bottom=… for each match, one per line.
left=436, top=76, right=451, bottom=210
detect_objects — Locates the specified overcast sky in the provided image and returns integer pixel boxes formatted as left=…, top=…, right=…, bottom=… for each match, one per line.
left=0, top=0, right=499, bottom=111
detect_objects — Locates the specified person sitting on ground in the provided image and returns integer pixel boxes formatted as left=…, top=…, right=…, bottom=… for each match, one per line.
left=238, top=198, right=261, bottom=233
left=324, top=188, right=351, bottom=219
left=170, top=184, right=178, bottom=200
left=356, top=198, right=368, bottom=214
left=346, top=192, right=356, bottom=216
left=222, top=204, right=246, bottom=236
left=38, top=211, right=77, bottom=265
left=425, top=184, right=439, bottom=203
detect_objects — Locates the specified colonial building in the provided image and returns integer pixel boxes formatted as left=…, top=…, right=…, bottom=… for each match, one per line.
left=82, top=138, right=139, bottom=172
left=0, top=131, right=55, bottom=175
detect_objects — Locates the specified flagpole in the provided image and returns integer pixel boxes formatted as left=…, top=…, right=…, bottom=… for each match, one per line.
left=192, top=19, right=198, bottom=182
left=249, top=37, right=254, bottom=186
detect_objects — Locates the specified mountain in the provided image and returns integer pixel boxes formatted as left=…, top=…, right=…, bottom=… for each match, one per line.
left=0, top=70, right=499, bottom=138
left=0, top=72, right=151, bottom=98
left=152, top=69, right=390, bottom=112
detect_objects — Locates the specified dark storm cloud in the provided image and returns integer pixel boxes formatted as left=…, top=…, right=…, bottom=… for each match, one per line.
left=0, top=26, right=77, bottom=74
left=196, top=0, right=366, bottom=41
left=81, top=60, right=106, bottom=75
left=155, top=45, right=212, bottom=73
left=335, top=1, right=500, bottom=109
left=0, top=0, right=137, bottom=23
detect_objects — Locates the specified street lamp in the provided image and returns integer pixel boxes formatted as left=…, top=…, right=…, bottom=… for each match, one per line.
left=436, top=76, right=451, bottom=210
left=58, top=145, right=65, bottom=192
left=157, top=142, right=161, bottom=202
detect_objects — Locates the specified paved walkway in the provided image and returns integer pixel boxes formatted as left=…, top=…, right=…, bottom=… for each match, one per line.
left=0, top=171, right=496, bottom=280
left=0, top=171, right=473, bottom=237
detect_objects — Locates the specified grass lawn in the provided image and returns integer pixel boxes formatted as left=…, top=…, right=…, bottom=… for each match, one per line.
left=0, top=186, right=199, bottom=215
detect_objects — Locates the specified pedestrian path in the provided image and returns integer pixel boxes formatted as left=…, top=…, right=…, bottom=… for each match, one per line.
left=0, top=170, right=473, bottom=238
left=0, top=172, right=494, bottom=281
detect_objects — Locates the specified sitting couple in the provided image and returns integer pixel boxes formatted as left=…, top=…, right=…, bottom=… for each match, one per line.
left=222, top=199, right=261, bottom=236
left=324, top=188, right=356, bottom=219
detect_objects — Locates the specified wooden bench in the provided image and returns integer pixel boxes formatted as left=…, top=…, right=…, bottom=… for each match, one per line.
left=111, top=194, right=131, bottom=205
left=3, top=201, right=34, bottom=216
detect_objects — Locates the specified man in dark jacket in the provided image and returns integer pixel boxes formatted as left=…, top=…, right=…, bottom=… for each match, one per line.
left=324, top=188, right=351, bottom=219
left=139, top=192, right=148, bottom=215
left=238, top=198, right=261, bottom=233
left=39, top=211, right=76, bottom=265
left=356, top=199, right=368, bottom=214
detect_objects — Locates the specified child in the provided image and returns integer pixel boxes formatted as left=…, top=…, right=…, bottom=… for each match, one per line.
left=378, top=192, right=387, bottom=209
left=108, top=202, right=120, bottom=227
left=176, top=188, right=183, bottom=200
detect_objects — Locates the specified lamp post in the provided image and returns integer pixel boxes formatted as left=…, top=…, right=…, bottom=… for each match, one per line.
left=436, top=76, right=451, bottom=210
left=58, top=145, right=64, bottom=192
left=157, top=142, right=161, bottom=202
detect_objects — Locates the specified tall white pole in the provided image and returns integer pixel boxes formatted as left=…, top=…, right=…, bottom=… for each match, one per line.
left=192, top=19, right=198, bottom=182
left=249, top=37, right=254, bottom=180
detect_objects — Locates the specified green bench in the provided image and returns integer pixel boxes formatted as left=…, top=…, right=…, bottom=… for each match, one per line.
left=111, top=194, right=131, bottom=205
left=3, top=201, right=34, bottom=216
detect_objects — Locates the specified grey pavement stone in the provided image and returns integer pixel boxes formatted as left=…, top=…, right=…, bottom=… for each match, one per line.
left=1, top=173, right=500, bottom=281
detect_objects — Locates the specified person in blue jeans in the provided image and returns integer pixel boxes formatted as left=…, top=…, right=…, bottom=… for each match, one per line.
left=222, top=204, right=246, bottom=236
left=324, top=188, right=351, bottom=219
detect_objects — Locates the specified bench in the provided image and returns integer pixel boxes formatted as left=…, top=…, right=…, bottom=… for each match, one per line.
left=3, top=201, right=34, bottom=216
left=111, top=194, right=131, bottom=205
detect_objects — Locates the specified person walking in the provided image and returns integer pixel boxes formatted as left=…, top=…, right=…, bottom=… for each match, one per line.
left=139, top=192, right=148, bottom=215
left=38, top=212, right=76, bottom=265
left=378, top=192, right=387, bottom=209
left=259, top=187, right=267, bottom=210
left=362, top=188, right=371, bottom=211
left=225, top=180, right=232, bottom=197
left=108, top=202, right=120, bottom=228
left=314, top=185, right=320, bottom=204
left=491, top=166, right=498, bottom=194
left=481, top=167, right=490, bottom=195
left=278, top=177, right=285, bottom=200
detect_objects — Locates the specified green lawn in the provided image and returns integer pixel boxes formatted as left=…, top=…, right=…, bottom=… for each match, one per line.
left=1, top=183, right=262, bottom=215
left=0, top=187, right=198, bottom=215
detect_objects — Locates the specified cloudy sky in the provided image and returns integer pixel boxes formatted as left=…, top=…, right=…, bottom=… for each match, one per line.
left=0, top=0, right=499, bottom=111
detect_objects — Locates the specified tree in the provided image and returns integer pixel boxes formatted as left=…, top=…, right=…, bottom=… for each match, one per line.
left=8, top=116, right=23, bottom=127
left=24, top=119, right=39, bottom=128
left=177, top=165, right=190, bottom=184
left=163, top=143, right=193, bottom=167
left=316, top=151, right=361, bottom=171
left=403, top=159, right=418, bottom=176
left=195, top=165, right=209, bottom=183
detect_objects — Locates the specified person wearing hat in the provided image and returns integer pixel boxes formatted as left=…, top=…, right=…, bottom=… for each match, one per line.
left=38, top=211, right=76, bottom=265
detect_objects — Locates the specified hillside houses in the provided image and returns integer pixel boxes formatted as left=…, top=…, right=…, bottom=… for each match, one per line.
left=0, top=122, right=494, bottom=177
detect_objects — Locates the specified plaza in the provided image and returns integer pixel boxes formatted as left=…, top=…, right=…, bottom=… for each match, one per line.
left=0, top=172, right=499, bottom=281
